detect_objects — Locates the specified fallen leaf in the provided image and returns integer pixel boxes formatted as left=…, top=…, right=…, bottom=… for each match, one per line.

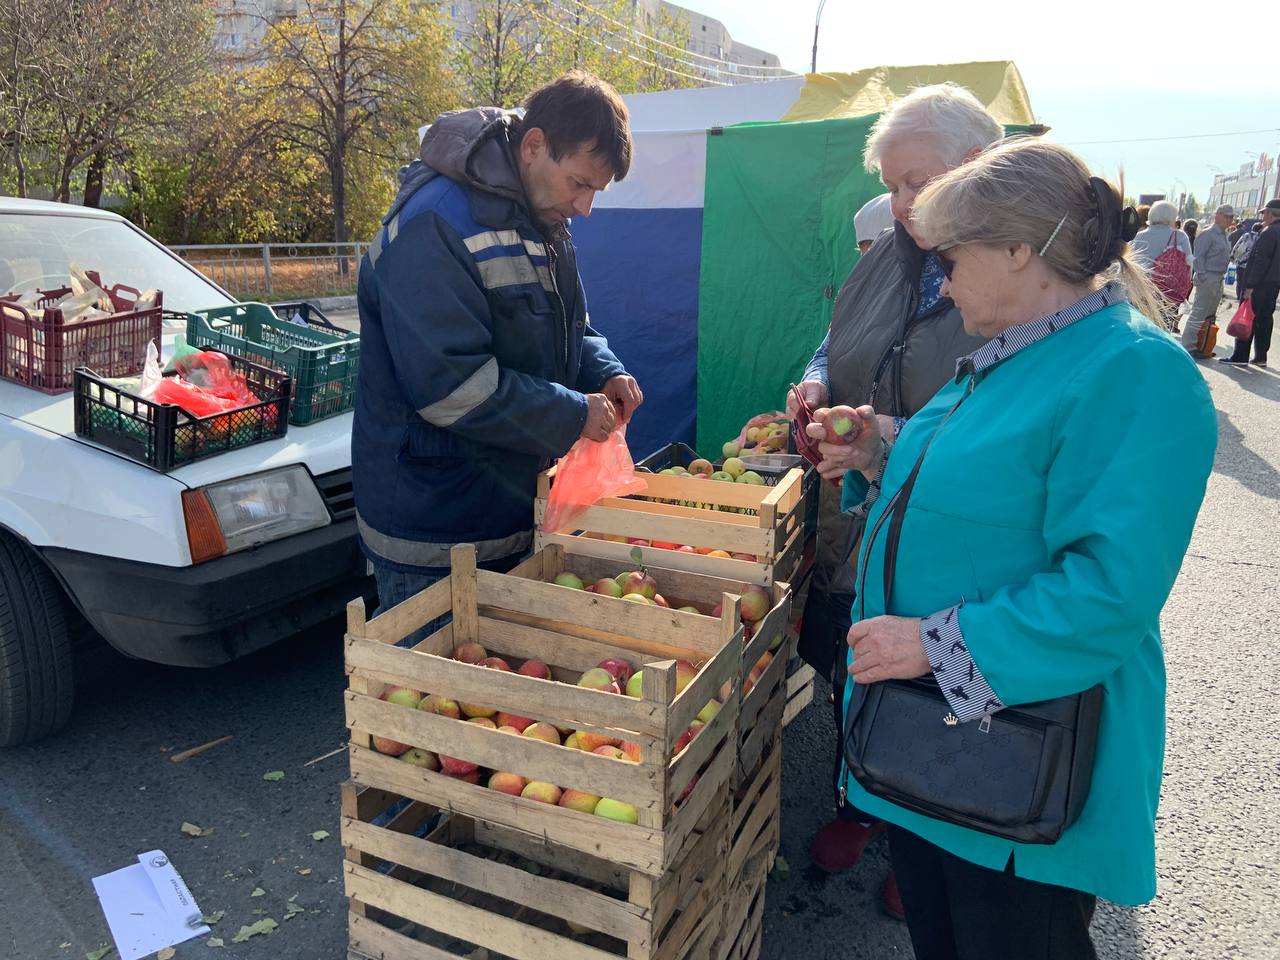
left=181, top=821, right=213, bottom=838
left=157, top=949, right=176, bottom=959
left=284, top=902, right=305, bottom=920
left=239, top=832, right=250, bottom=838
left=85, top=947, right=114, bottom=960
left=311, top=830, right=329, bottom=841
left=250, top=886, right=265, bottom=897
left=207, top=937, right=225, bottom=947
left=252, top=909, right=267, bottom=916
left=295, top=867, right=312, bottom=876
left=230, top=918, right=278, bottom=943
left=262, top=771, right=285, bottom=782
left=201, top=910, right=224, bottom=925
left=770, top=854, right=791, bottom=882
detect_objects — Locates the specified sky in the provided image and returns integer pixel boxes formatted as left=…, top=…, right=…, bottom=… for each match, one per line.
left=682, top=0, right=1280, bottom=209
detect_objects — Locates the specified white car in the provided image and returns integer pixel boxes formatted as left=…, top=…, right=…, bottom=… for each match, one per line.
left=0, top=198, right=368, bottom=745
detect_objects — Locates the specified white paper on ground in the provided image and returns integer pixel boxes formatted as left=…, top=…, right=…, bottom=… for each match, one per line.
left=91, top=849, right=210, bottom=960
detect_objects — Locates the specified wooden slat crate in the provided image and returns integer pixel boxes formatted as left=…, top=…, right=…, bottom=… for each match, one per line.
left=779, top=558, right=817, bottom=729
left=535, top=467, right=808, bottom=587
left=344, top=544, right=746, bottom=878
left=527, top=544, right=793, bottom=789
left=715, top=736, right=781, bottom=960
left=344, top=783, right=728, bottom=960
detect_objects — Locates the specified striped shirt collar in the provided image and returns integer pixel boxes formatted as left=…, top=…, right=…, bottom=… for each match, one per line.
left=956, top=282, right=1125, bottom=380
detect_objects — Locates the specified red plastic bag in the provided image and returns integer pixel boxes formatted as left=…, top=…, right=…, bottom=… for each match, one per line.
left=1226, top=300, right=1254, bottom=340
left=541, top=424, right=648, bottom=534
left=173, top=350, right=256, bottom=406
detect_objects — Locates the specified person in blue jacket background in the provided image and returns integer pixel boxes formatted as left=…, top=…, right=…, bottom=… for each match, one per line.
left=353, top=72, right=644, bottom=624
left=807, top=139, right=1218, bottom=958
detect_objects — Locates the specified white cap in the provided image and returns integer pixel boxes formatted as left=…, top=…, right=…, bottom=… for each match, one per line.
left=854, top=193, right=894, bottom=244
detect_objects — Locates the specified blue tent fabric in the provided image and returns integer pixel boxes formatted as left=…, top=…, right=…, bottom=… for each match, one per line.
left=573, top=207, right=702, bottom=459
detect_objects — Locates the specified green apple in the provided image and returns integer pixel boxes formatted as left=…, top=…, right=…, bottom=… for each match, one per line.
left=553, top=572, right=585, bottom=590
left=736, top=470, right=765, bottom=485
left=593, top=797, right=639, bottom=824
left=722, top=457, right=746, bottom=478
left=722, top=442, right=741, bottom=459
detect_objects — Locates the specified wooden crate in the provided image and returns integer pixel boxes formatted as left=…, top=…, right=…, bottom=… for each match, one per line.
left=715, top=737, right=781, bottom=960
left=528, top=544, right=793, bottom=789
left=344, top=544, right=745, bottom=878
left=343, top=783, right=728, bottom=960
left=535, top=467, right=808, bottom=587
left=779, top=560, right=817, bottom=729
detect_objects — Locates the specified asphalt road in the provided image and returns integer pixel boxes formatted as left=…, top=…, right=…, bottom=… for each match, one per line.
left=2, top=337, right=1278, bottom=960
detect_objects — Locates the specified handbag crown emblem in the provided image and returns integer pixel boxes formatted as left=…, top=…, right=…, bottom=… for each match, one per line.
left=943, top=712, right=959, bottom=727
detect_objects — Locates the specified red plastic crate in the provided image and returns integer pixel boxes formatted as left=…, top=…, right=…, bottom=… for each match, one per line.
left=0, top=273, right=162, bottom=394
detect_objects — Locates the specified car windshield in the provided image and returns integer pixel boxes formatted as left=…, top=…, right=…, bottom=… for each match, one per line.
left=0, top=212, right=235, bottom=312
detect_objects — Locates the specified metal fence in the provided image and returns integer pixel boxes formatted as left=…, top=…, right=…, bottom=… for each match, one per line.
left=169, top=242, right=368, bottom=301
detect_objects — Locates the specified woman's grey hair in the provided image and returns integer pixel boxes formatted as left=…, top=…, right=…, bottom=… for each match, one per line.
left=1147, top=200, right=1178, bottom=226
left=912, top=138, right=1163, bottom=322
left=863, top=83, right=1003, bottom=174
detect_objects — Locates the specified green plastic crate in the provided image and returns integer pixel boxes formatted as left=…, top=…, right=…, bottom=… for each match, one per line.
left=186, top=302, right=359, bottom=425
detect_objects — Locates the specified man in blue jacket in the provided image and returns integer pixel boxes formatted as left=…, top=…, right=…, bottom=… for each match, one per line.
left=353, top=72, right=644, bottom=620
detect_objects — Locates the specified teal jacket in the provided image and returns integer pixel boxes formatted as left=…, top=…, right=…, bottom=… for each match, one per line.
left=841, top=299, right=1217, bottom=906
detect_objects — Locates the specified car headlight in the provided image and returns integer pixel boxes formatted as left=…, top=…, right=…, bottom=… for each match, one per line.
left=181, top=465, right=330, bottom=563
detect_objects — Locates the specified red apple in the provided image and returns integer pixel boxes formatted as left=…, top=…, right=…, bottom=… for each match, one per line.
left=652, top=594, right=669, bottom=608
left=651, top=541, right=680, bottom=550
left=559, top=789, right=602, bottom=813
left=626, top=538, right=650, bottom=547
left=597, top=657, right=634, bottom=686
left=497, top=725, right=523, bottom=735
left=521, top=781, right=563, bottom=804
left=496, top=711, right=534, bottom=733
left=592, top=745, right=626, bottom=760
left=452, top=642, right=487, bottom=663
left=523, top=722, right=562, bottom=745
left=579, top=731, right=622, bottom=752
left=420, top=694, right=461, bottom=719
left=672, top=728, right=694, bottom=756
left=460, top=701, right=496, bottom=719
left=615, top=570, right=657, bottom=600
left=822, top=404, right=861, bottom=444
left=488, top=772, right=527, bottom=796
left=739, top=585, right=771, bottom=624
left=677, top=545, right=697, bottom=553
left=372, top=735, right=410, bottom=756
left=620, top=740, right=642, bottom=762
left=517, top=659, right=552, bottom=680
left=592, top=578, right=624, bottom=599
left=439, top=754, right=477, bottom=777
left=674, top=660, right=698, bottom=693
left=478, top=656, right=512, bottom=672
left=467, top=717, right=498, bottom=729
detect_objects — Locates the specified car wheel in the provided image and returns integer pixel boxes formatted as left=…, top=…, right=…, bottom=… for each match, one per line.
left=0, top=531, right=74, bottom=746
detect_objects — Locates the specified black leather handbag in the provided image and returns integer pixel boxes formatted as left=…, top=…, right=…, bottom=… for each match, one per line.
left=841, top=387, right=1103, bottom=844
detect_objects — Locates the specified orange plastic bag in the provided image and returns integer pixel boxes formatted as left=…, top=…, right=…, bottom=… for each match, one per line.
left=541, top=424, right=648, bottom=534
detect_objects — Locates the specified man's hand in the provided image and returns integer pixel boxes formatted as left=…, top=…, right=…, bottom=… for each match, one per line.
left=847, top=615, right=930, bottom=684
left=786, top=379, right=828, bottom=421
left=602, top=375, right=644, bottom=423
left=581, top=392, right=618, bottom=441
left=804, top=405, right=882, bottom=481
left=1241, top=288, right=1252, bottom=300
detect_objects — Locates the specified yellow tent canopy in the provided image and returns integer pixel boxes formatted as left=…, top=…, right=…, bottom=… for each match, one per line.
left=782, top=60, right=1036, bottom=126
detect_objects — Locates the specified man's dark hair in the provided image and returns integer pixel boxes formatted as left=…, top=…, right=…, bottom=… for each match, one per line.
left=522, top=71, right=632, bottom=181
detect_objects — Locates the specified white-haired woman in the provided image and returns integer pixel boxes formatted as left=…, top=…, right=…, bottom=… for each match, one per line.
left=817, top=139, right=1216, bottom=958
left=1130, top=199, right=1193, bottom=330
left=786, top=83, right=1002, bottom=915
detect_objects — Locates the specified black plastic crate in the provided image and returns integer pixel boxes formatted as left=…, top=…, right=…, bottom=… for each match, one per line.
left=73, top=348, right=291, bottom=472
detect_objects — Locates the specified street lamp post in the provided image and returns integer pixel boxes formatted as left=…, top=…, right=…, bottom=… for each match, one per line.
left=811, top=0, right=828, bottom=75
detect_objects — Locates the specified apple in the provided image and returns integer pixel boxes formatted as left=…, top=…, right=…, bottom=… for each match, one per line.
left=452, top=642, right=487, bottom=663
left=517, top=659, right=552, bottom=680
left=622, top=593, right=651, bottom=604
left=625, top=670, right=644, bottom=698
left=652, top=593, right=669, bottom=608
left=421, top=694, right=461, bottom=719
left=672, top=728, right=694, bottom=756
left=496, top=711, right=534, bottom=733
left=578, top=667, right=622, bottom=694
left=709, top=471, right=735, bottom=482
left=743, top=622, right=755, bottom=642
left=677, top=545, right=697, bottom=553
left=578, top=730, right=622, bottom=752
left=711, top=603, right=723, bottom=618
left=478, top=656, right=512, bottom=671
left=627, top=538, right=650, bottom=547
left=676, top=605, right=700, bottom=615
left=736, top=471, right=765, bottom=485
left=523, top=722, right=562, bottom=745
left=445, top=768, right=480, bottom=784
left=674, top=660, right=698, bottom=693
left=706, top=550, right=732, bottom=559
left=467, top=717, right=498, bottom=729
left=553, top=572, right=585, bottom=590
left=731, top=552, right=757, bottom=562
left=592, top=578, right=624, bottom=599
left=615, top=570, right=657, bottom=599
left=747, top=426, right=761, bottom=443
left=722, top=441, right=741, bottom=459
left=596, top=657, right=634, bottom=686
left=676, top=773, right=700, bottom=805
left=768, top=632, right=784, bottom=651
left=754, top=651, right=774, bottom=674
left=722, top=457, right=746, bottom=478
left=650, top=541, right=680, bottom=550
left=620, top=740, right=642, bottom=762
left=488, top=772, right=527, bottom=796
left=497, top=725, right=523, bottom=735
left=399, top=748, right=438, bottom=770
left=592, top=744, right=626, bottom=760
left=460, top=701, right=497, bottom=720
left=696, top=699, right=722, bottom=724
left=687, top=719, right=705, bottom=738
left=687, top=458, right=714, bottom=476
left=439, top=754, right=477, bottom=777
left=739, top=584, right=771, bottom=623
left=585, top=584, right=596, bottom=592
left=594, top=797, right=639, bottom=824
left=521, top=781, right=563, bottom=805
left=380, top=686, right=422, bottom=710
left=559, top=789, right=602, bottom=813
left=822, top=404, right=861, bottom=443
left=372, top=735, right=410, bottom=756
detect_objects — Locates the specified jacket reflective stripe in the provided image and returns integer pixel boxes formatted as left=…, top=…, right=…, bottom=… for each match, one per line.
left=464, top=229, right=522, bottom=253
left=477, top=255, right=546, bottom=289
left=417, top=356, right=498, bottom=426
left=524, top=239, right=547, bottom=258
left=358, top=512, right=532, bottom=567
left=367, top=213, right=401, bottom=268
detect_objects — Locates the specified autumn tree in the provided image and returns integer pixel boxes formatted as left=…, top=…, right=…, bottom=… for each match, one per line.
left=258, top=0, right=458, bottom=245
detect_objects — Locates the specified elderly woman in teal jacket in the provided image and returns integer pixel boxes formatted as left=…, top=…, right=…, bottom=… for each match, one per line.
left=807, top=139, right=1217, bottom=959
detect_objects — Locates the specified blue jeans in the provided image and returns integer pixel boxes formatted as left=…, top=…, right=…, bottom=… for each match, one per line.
left=371, top=563, right=451, bottom=648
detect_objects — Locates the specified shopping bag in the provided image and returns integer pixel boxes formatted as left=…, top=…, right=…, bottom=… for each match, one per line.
left=541, top=423, right=648, bottom=534
left=1226, top=300, right=1254, bottom=340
